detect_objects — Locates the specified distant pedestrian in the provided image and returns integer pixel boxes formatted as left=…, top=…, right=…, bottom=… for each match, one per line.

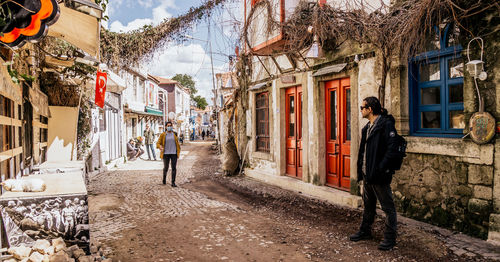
left=157, top=121, right=181, bottom=187
left=350, top=96, right=398, bottom=250
left=202, top=130, right=206, bottom=140
left=143, top=124, right=157, bottom=161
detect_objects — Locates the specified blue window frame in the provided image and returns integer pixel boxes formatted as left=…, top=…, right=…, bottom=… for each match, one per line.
left=409, top=24, right=465, bottom=137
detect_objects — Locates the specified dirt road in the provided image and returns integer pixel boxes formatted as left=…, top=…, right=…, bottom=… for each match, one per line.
left=88, top=142, right=494, bottom=262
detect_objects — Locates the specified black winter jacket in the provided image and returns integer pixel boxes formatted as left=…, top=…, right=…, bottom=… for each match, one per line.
left=357, top=114, right=399, bottom=185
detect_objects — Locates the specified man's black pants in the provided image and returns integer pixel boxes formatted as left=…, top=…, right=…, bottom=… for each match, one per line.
left=163, top=154, right=177, bottom=184
left=360, top=182, right=398, bottom=240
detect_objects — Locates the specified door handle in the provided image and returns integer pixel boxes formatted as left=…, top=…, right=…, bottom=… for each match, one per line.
left=335, top=144, right=339, bottom=154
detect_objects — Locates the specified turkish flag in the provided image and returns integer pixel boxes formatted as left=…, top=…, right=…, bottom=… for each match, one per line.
left=95, top=70, right=107, bottom=108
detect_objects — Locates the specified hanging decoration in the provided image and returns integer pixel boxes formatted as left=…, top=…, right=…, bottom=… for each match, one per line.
left=0, top=0, right=60, bottom=49
left=94, top=70, right=107, bottom=108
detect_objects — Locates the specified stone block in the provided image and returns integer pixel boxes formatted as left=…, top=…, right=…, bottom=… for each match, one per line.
left=49, top=251, right=72, bottom=262
left=489, top=214, right=500, bottom=232
left=72, top=249, right=86, bottom=259
left=45, top=246, right=55, bottom=256
left=33, top=239, right=51, bottom=254
left=66, top=245, right=80, bottom=258
left=29, top=251, right=44, bottom=262
left=468, top=198, right=491, bottom=215
left=424, top=191, right=439, bottom=203
left=52, top=238, right=67, bottom=253
left=77, top=256, right=93, bottom=262
left=455, top=162, right=468, bottom=184
left=422, top=168, right=441, bottom=191
left=468, top=165, right=493, bottom=185
left=473, top=185, right=493, bottom=200
left=8, top=245, right=32, bottom=260
left=455, top=185, right=473, bottom=197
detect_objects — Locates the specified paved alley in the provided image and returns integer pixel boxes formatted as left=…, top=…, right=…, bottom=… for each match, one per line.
left=88, top=142, right=499, bottom=262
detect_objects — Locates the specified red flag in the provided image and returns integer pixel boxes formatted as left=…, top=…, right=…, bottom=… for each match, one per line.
left=95, top=70, right=107, bottom=108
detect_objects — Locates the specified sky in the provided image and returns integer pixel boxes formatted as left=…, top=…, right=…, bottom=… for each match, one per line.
left=104, top=0, right=242, bottom=103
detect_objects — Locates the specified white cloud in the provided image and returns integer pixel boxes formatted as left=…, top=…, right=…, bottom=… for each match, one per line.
left=138, top=0, right=154, bottom=8
left=145, top=44, right=220, bottom=102
left=110, top=18, right=153, bottom=32
left=152, top=6, right=172, bottom=24
left=109, top=0, right=177, bottom=32
left=107, top=0, right=124, bottom=17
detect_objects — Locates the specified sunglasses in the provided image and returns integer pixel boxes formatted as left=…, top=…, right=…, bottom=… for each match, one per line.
left=360, top=105, right=369, bottom=110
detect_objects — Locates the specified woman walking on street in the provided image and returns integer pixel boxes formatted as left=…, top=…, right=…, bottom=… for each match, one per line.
left=156, top=121, right=181, bottom=187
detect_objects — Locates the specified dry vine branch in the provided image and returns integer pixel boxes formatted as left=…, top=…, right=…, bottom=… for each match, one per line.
left=100, top=0, right=230, bottom=69
left=239, top=0, right=498, bottom=106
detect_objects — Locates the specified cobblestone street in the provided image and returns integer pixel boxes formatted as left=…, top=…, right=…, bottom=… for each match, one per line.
left=88, top=142, right=499, bottom=262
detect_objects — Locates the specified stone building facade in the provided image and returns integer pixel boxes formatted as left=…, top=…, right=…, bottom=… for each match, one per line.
left=237, top=0, right=499, bottom=242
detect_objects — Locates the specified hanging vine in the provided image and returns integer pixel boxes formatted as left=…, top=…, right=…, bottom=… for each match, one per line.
left=240, top=0, right=499, bottom=106
left=100, top=0, right=229, bottom=68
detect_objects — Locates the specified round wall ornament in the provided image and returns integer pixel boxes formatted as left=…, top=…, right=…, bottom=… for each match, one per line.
left=469, top=111, right=495, bottom=144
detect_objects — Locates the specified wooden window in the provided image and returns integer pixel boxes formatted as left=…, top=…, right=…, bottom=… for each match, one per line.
left=40, top=128, right=48, bottom=143
left=18, top=127, right=22, bottom=147
left=0, top=95, right=14, bottom=118
left=99, top=108, right=106, bottom=131
left=40, top=115, right=48, bottom=124
left=0, top=125, right=12, bottom=151
left=255, top=92, right=270, bottom=152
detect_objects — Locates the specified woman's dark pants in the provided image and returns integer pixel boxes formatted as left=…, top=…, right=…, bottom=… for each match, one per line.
left=163, top=154, right=178, bottom=185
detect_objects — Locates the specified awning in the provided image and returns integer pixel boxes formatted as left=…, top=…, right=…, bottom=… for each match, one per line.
left=145, top=106, right=163, bottom=116
left=107, top=71, right=126, bottom=92
left=48, top=5, right=100, bottom=58
left=88, top=70, right=126, bottom=93
left=125, top=108, right=163, bottom=118
left=312, top=63, right=347, bottom=77
left=248, top=82, right=269, bottom=91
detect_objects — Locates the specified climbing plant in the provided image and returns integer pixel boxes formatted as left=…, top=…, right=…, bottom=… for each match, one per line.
left=100, top=0, right=229, bottom=68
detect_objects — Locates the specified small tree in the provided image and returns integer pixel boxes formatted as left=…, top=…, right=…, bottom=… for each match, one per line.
left=193, top=95, right=208, bottom=110
left=172, top=74, right=197, bottom=96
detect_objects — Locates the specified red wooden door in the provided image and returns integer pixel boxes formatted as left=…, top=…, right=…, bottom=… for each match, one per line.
left=325, top=78, right=351, bottom=191
left=285, top=86, right=302, bottom=178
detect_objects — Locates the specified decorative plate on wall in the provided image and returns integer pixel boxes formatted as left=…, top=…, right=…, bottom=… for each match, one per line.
left=469, top=111, right=495, bottom=144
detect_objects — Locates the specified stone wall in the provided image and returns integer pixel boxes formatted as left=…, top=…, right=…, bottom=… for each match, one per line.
left=393, top=153, right=493, bottom=239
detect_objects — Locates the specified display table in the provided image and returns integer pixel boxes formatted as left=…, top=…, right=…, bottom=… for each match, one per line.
left=0, top=164, right=89, bottom=249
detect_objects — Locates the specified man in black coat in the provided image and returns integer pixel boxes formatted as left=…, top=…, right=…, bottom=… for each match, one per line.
left=350, top=96, right=398, bottom=251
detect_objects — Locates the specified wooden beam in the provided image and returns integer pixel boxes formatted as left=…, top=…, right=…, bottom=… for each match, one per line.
left=45, top=55, right=75, bottom=68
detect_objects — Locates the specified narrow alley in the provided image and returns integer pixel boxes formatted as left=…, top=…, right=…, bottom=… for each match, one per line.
left=88, top=142, right=497, bottom=262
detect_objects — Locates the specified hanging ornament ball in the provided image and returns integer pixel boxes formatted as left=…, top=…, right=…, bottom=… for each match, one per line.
left=478, top=71, right=487, bottom=81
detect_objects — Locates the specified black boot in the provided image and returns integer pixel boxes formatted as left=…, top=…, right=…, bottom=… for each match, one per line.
left=171, top=169, right=177, bottom=187
left=349, top=231, right=372, bottom=242
left=378, top=238, right=396, bottom=250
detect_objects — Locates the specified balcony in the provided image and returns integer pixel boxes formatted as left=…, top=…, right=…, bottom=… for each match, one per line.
left=245, top=0, right=302, bottom=55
